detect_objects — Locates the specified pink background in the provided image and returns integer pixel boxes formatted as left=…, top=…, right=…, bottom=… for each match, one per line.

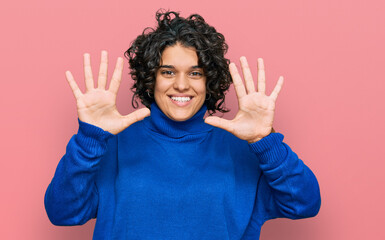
left=1, top=0, right=384, bottom=239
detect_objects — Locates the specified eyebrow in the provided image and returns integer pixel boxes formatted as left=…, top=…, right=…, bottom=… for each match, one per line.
left=159, top=65, right=202, bottom=69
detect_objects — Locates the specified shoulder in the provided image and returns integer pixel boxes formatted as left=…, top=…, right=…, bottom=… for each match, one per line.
left=209, top=124, right=242, bottom=142
left=116, top=118, right=150, bottom=146
left=119, top=118, right=147, bottom=135
left=209, top=125, right=251, bottom=152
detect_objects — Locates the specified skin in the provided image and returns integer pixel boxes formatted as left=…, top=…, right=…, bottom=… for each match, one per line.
left=65, top=51, right=150, bottom=135
left=154, top=43, right=206, bottom=121
left=65, top=50, right=284, bottom=143
left=205, top=57, right=284, bottom=143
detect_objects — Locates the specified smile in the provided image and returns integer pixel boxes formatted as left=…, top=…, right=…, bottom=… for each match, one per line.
left=168, top=95, right=194, bottom=107
left=170, top=96, right=192, bottom=102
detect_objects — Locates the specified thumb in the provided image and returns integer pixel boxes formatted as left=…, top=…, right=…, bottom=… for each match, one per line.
left=123, top=108, right=151, bottom=127
left=204, top=116, right=234, bottom=133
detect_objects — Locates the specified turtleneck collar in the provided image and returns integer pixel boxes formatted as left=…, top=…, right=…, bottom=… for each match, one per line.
left=143, top=102, right=213, bottom=138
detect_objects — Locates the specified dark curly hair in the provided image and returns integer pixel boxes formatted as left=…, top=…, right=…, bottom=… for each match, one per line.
left=124, top=9, right=232, bottom=114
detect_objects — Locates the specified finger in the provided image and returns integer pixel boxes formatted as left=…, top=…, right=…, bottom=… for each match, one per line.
left=270, top=76, right=284, bottom=101
left=240, top=56, right=255, bottom=93
left=123, top=108, right=151, bottom=127
left=65, top=71, right=82, bottom=99
left=97, top=50, right=108, bottom=89
left=257, top=58, right=266, bottom=94
left=83, top=53, right=94, bottom=91
left=108, top=57, right=124, bottom=94
left=204, top=116, right=234, bottom=133
left=229, top=62, right=247, bottom=99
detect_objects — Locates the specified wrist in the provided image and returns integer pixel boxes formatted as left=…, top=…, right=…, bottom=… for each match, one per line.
left=247, top=127, right=275, bottom=144
left=248, top=132, right=287, bottom=167
left=78, top=118, right=114, bottom=141
left=248, top=136, right=263, bottom=144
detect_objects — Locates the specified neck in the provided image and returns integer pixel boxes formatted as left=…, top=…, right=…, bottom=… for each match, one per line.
left=143, top=102, right=212, bottom=138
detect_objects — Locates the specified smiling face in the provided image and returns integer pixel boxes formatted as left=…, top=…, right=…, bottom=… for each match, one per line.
left=154, top=42, right=206, bottom=121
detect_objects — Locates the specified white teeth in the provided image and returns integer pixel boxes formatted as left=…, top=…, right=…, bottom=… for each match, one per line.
left=171, top=96, right=191, bottom=102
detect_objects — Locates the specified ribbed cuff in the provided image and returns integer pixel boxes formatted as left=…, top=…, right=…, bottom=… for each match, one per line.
left=248, top=132, right=287, bottom=167
left=77, top=119, right=114, bottom=149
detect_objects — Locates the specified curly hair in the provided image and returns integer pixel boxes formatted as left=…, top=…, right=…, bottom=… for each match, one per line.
left=124, top=9, right=232, bottom=114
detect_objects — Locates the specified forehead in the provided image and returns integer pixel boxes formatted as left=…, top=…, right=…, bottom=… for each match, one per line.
left=160, top=43, right=199, bottom=67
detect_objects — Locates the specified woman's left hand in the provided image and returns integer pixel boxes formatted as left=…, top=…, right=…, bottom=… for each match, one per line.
left=205, top=57, right=284, bottom=143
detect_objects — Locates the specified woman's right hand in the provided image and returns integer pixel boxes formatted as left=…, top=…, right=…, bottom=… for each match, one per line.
left=65, top=51, right=150, bottom=135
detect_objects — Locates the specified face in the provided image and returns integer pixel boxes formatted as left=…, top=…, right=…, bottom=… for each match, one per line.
left=154, top=42, right=206, bottom=121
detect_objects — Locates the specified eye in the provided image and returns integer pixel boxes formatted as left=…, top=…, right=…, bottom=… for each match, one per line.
left=190, top=71, right=203, bottom=78
left=191, top=72, right=202, bottom=76
left=161, top=70, right=175, bottom=76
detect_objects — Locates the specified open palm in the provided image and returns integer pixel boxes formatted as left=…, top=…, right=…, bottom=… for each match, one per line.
left=205, top=57, right=283, bottom=143
left=65, top=51, right=150, bottom=135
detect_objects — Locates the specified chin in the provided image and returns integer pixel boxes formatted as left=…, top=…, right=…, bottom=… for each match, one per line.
left=169, top=112, right=193, bottom=121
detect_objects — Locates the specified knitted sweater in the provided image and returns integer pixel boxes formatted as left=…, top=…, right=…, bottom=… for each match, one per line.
left=44, top=102, right=321, bottom=240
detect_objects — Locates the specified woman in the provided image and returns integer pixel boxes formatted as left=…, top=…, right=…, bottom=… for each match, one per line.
left=45, top=10, right=321, bottom=239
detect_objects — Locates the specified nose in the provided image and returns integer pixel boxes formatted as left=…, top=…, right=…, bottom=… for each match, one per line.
left=173, top=74, right=190, bottom=91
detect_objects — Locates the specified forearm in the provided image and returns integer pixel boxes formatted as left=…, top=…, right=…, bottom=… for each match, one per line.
left=44, top=119, right=114, bottom=225
left=250, top=133, right=321, bottom=219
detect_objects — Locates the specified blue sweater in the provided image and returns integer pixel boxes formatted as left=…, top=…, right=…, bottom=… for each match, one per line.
left=45, top=102, right=321, bottom=239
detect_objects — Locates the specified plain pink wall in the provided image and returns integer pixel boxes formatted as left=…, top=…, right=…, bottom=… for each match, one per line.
left=1, top=0, right=384, bottom=239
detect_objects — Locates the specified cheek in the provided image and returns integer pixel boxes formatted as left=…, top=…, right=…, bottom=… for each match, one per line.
left=154, top=78, right=169, bottom=96
left=195, top=80, right=207, bottom=96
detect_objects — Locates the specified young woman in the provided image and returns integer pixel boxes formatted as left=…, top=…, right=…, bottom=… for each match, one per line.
left=45, top=10, right=321, bottom=240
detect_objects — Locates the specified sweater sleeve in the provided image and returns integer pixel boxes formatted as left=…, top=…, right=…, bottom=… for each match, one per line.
left=248, top=132, right=321, bottom=223
left=44, top=119, right=114, bottom=226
